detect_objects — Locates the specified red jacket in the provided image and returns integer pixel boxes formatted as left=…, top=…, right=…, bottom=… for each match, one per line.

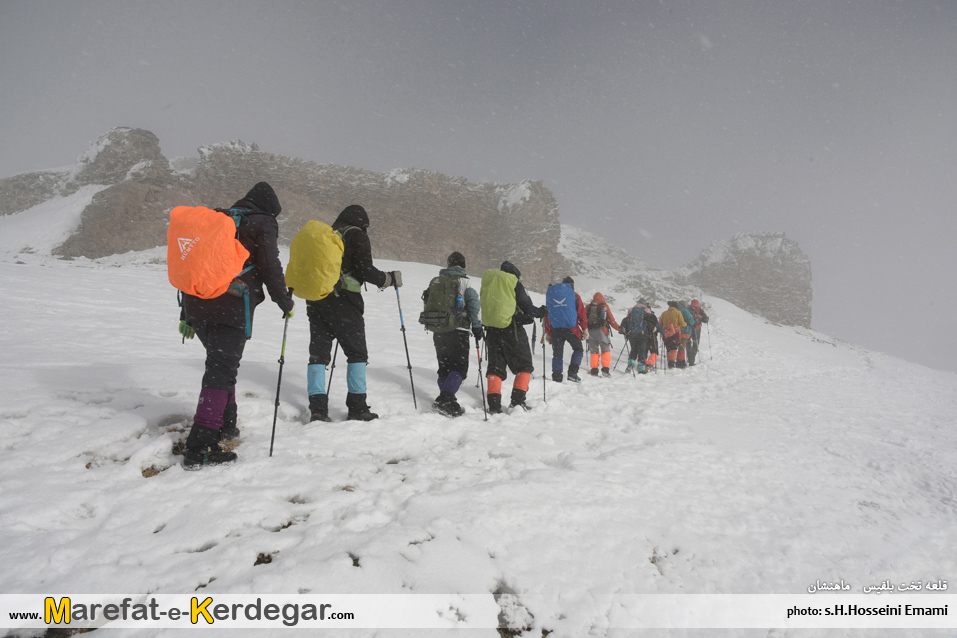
left=587, top=292, right=621, bottom=337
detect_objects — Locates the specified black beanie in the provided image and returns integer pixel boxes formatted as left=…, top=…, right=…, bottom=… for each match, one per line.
left=447, top=251, right=466, bottom=269
left=563, top=276, right=575, bottom=287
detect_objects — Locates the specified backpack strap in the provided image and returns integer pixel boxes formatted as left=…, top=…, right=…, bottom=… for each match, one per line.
left=336, top=226, right=363, bottom=293
left=226, top=265, right=256, bottom=339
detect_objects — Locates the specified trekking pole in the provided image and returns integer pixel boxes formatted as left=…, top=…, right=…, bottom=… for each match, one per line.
left=613, top=338, right=627, bottom=371
left=542, top=321, right=548, bottom=403
left=269, top=296, right=293, bottom=458
left=326, top=340, right=339, bottom=393
left=707, top=322, right=713, bottom=361
left=476, top=339, right=488, bottom=388
left=475, top=336, right=488, bottom=421
left=393, top=285, right=418, bottom=409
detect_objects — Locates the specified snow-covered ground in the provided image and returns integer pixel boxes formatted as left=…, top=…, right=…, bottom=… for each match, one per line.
left=1, top=198, right=956, bottom=637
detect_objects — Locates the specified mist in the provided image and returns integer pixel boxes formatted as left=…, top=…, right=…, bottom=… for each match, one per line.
left=2, top=0, right=955, bottom=372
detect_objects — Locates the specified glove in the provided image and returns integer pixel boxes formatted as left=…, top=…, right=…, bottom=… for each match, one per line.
left=539, top=305, right=548, bottom=317
left=383, top=270, right=403, bottom=289
left=179, top=320, right=195, bottom=340
left=284, top=301, right=295, bottom=319
left=472, top=326, right=484, bottom=342
left=582, top=329, right=590, bottom=342
left=544, top=333, right=552, bottom=345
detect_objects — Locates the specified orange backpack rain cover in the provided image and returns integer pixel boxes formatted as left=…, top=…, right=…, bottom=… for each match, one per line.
left=167, top=206, right=250, bottom=299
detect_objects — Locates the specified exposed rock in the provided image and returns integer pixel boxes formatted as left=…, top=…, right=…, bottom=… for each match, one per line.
left=66, top=127, right=170, bottom=190
left=0, top=129, right=815, bottom=327
left=683, top=232, right=813, bottom=327
left=0, top=130, right=564, bottom=289
left=0, top=169, right=68, bottom=217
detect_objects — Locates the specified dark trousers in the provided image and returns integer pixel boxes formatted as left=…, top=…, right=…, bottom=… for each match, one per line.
left=434, top=330, right=471, bottom=382
left=550, top=327, right=583, bottom=373
left=627, top=334, right=645, bottom=362
left=689, top=328, right=701, bottom=364
left=486, top=323, right=534, bottom=381
left=193, top=321, right=247, bottom=391
left=307, top=295, right=368, bottom=365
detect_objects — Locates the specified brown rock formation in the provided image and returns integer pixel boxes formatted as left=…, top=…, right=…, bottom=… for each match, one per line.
left=0, top=128, right=565, bottom=290
left=684, top=232, right=813, bottom=327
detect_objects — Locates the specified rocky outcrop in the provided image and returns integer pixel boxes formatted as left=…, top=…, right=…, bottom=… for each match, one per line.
left=0, top=128, right=564, bottom=290
left=683, top=232, right=813, bottom=327
left=0, top=129, right=815, bottom=326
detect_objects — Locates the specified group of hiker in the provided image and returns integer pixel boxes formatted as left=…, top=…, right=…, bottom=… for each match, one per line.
left=170, top=182, right=708, bottom=469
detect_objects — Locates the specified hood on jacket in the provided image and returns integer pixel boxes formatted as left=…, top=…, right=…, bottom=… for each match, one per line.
left=500, top=261, right=521, bottom=279
left=591, top=292, right=607, bottom=305
left=335, top=204, right=371, bottom=230
left=232, top=181, right=281, bottom=217
left=691, top=299, right=700, bottom=307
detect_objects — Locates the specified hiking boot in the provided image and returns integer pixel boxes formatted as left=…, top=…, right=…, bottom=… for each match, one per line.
left=509, top=388, right=530, bottom=412
left=601, top=368, right=611, bottom=378
left=487, top=393, right=503, bottom=415
left=184, top=445, right=237, bottom=469
left=567, top=371, right=582, bottom=383
left=589, top=368, right=600, bottom=377
left=183, top=424, right=237, bottom=470
left=432, top=400, right=465, bottom=417
left=551, top=372, right=563, bottom=383
left=347, top=409, right=379, bottom=421
left=431, top=392, right=465, bottom=418
left=346, top=392, right=377, bottom=421
left=625, top=364, right=634, bottom=374
left=309, top=393, right=331, bottom=422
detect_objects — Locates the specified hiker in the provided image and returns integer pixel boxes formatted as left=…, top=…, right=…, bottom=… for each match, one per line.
left=585, top=292, right=620, bottom=377
left=422, top=251, right=483, bottom=417
left=480, top=261, right=547, bottom=413
left=658, top=301, right=688, bottom=370
left=688, top=299, right=710, bottom=366
left=676, top=301, right=696, bottom=369
left=620, top=298, right=660, bottom=374
left=543, top=277, right=588, bottom=383
left=178, top=182, right=295, bottom=469
left=305, top=205, right=402, bottom=422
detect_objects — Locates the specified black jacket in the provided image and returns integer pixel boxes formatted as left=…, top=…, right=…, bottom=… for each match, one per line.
left=183, top=183, right=294, bottom=331
left=333, top=205, right=388, bottom=288
left=500, top=260, right=545, bottom=326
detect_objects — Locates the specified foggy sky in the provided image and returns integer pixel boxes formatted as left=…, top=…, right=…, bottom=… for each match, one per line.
left=2, top=0, right=956, bottom=373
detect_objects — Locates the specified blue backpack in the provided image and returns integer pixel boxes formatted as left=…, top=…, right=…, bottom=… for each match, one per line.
left=624, top=306, right=646, bottom=336
left=545, top=283, right=578, bottom=329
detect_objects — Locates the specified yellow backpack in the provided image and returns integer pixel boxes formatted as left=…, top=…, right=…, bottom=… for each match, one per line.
left=285, top=221, right=345, bottom=301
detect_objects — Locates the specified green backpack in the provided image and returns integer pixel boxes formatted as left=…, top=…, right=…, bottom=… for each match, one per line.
left=418, top=274, right=466, bottom=333
left=480, top=270, right=519, bottom=329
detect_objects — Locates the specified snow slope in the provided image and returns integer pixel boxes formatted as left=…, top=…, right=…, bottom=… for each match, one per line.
left=1, top=203, right=956, bottom=637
